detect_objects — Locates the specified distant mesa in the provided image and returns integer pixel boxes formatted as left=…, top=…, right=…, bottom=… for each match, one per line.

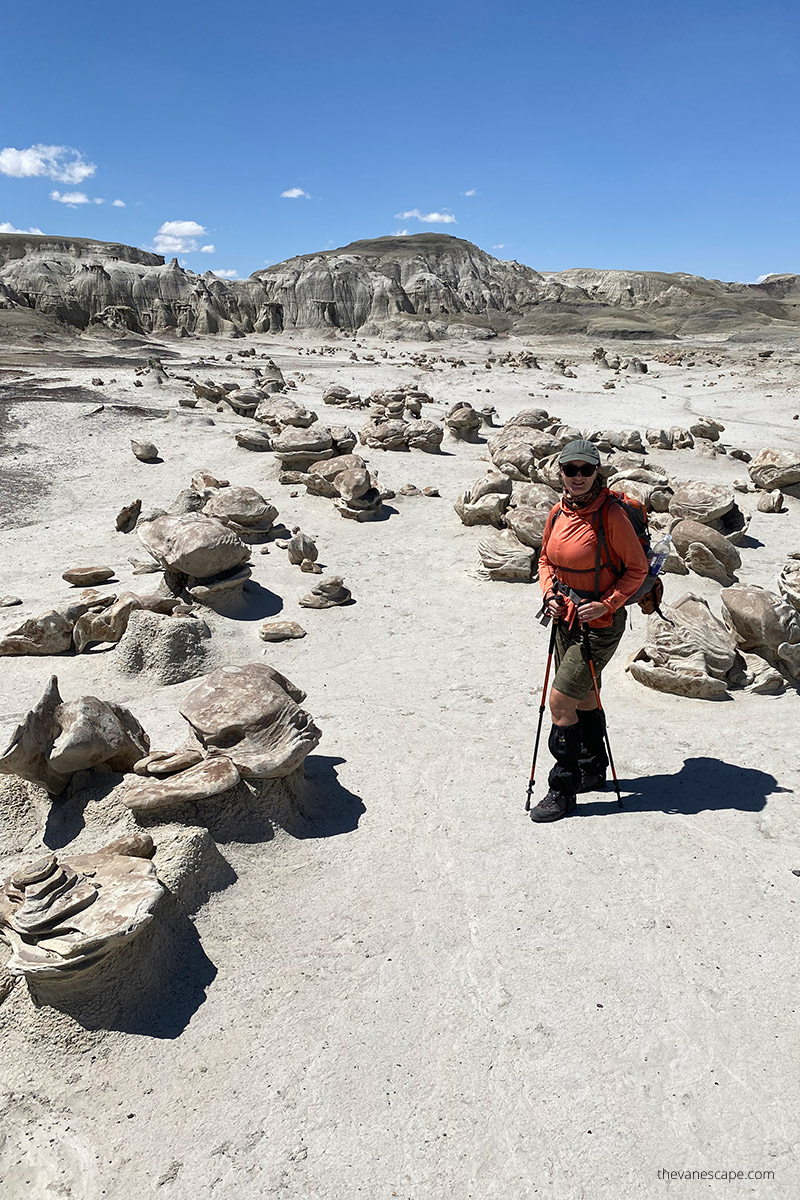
left=0, top=230, right=796, bottom=341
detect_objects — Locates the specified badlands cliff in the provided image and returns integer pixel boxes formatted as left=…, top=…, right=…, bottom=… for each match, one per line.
left=0, top=231, right=796, bottom=341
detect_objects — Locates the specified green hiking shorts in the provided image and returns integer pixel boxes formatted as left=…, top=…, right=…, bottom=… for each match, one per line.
left=552, top=608, right=627, bottom=701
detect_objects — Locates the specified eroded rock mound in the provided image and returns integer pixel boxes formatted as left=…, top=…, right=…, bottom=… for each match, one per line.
left=0, top=849, right=163, bottom=985
left=720, top=585, right=800, bottom=680
left=627, top=593, right=739, bottom=698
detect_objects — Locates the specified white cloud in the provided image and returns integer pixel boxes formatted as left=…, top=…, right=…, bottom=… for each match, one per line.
left=394, top=208, right=457, bottom=224
left=753, top=273, right=778, bottom=284
left=94, top=197, right=104, bottom=205
left=492, top=244, right=505, bottom=250
left=210, top=268, right=238, bottom=278
left=281, top=187, right=310, bottom=199
left=392, top=228, right=410, bottom=236
left=112, top=199, right=125, bottom=207
left=200, top=244, right=216, bottom=253
left=0, top=144, right=96, bottom=184
left=463, top=188, right=477, bottom=196
left=0, top=221, right=44, bottom=234
left=50, top=189, right=91, bottom=206
left=152, top=219, right=209, bottom=254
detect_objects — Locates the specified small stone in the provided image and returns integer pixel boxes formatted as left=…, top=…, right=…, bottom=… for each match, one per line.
left=131, top=439, right=159, bottom=462
left=91, top=377, right=104, bottom=386
left=0, top=596, right=22, bottom=607
left=300, top=559, right=322, bottom=573
left=134, top=379, right=144, bottom=388
left=61, top=566, right=116, bottom=587
left=258, top=620, right=308, bottom=642
left=423, top=486, right=440, bottom=497
left=398, top=484, right=422, bottom=497
left=116, top=499, right=142, bottom=533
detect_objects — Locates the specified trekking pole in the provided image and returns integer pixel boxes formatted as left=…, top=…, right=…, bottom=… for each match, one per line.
left=580, top=625, right=623, bottom=808
left=525, top=618, right=558, bottom=811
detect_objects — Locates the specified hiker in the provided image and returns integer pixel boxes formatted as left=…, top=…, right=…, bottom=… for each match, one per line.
left=529, top=439, right=649, bottom=822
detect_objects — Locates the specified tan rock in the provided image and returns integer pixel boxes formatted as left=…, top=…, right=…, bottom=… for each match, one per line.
left=259, top=621, right=308, bottom=642
left=123, top=755, right=241, bottom=811
left=131, top=439, right=159, bottom=462
left=62, top=566, right=115, bottom=587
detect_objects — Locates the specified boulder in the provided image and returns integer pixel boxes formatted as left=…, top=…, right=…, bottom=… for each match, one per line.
left=626, top=593, right=739, bottom=698
left=0, top=676, right=149, bottom=795
left=670, top=519, right=741, bottom=585
left=477, top=530, right=536, bottom=582
left=179, top=663, right=322, bottom=778
left=138, top=513, right=251, bottom=578
left=504, top=505, right=550, bottom=549
left=299, top=576, right=352, bottom=608
left=720, top=585, right=800, bottom=680
left=123, top=756, right=242, bottom=812
left=405, top=419, right=444, bottom=453
left=202, top=485, right=278, bottom=536
left=0, top=609, right=76, bottom=656
left=259, top=621, right=307, bottom=642
left=778, top=557, right=800, bottom=613
left=131, top=439, right=159, bottom=462
left=668, top=481, right=734, bottom=524
left=454, top=468, right=512, bottom=527
left=748, top=448, right=800, bottom=491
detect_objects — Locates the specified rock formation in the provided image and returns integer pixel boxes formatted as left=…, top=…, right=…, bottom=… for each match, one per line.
left=0, top=676, right=149, bottom=795
left=0, top=849, right=163, bottom=985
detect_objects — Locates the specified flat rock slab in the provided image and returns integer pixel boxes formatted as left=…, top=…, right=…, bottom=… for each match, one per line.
left=61, top=566, right=116, bottom=587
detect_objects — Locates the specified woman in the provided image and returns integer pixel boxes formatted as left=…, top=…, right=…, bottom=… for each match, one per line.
left=529, top=438, right=649, bottom=822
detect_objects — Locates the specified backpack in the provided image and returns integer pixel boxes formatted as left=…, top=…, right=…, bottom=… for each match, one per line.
left=545, top=490, right=665, bottom=615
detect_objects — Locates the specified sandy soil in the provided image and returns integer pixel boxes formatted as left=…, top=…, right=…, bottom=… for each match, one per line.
left=0, top=327, right=798, bottom=1199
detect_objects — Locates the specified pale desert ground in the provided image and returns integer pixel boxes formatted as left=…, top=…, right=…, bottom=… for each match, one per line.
left=0, top=326, right=798, bottom=1200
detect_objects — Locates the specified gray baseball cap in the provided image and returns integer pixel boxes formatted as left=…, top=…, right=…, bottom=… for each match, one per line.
left=558, top=438, right=601, bottom=466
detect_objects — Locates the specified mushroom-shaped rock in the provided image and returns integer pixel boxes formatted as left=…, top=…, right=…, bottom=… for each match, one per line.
left=670, top=519, right=741, bottom=585
left=0, top=609, right=76, bottom=656
left=179, top=664, right=322, bottom=778
left=454, top=468, right=512, bottom=527
left=286, top=528, right=318, bottom=565
left=305, top=454, right=366, bottom=497
left=202, top=486, right=278, bottom=536
left=405, top=419, right=443, bottom=453
left=131, top=439, right=159, bottom=462
left=138, top=513, right=251, bottom=578
left=720, top=585, right=800, bottom=680
left=299, top=576, right=352, bottom=608
left=477, top=530, right=536, bottom=582
left=359, top=418, right=409, bottom=451
left=0, top=676, right=150, bottom=795
left=748, top=448, right=800, bottom=491
left=669, top=481, right=734, bottom=525
left=235, top=428, right=273, bottom=451
left=0, top=851, right=163, bottom=983
left=626, top=593, right=739, bottom=698
left=271, top=423, right=335, bottom=470
left=445, top=403, right=481, bottom=442
left=255, top=396, right=316, bottom=429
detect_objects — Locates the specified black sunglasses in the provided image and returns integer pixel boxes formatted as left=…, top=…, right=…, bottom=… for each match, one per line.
left=561, top=462, right=598, bottom=477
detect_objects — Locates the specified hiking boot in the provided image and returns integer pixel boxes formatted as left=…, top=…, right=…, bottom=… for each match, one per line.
left=576, top=771, right=607, bottom=794
left=529, top=788, right=577, bottom=823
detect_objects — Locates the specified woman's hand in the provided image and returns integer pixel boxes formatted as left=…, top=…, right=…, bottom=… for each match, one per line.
left=546, top=594, right=567, bottom=618
left=576, top=600, right=608, bottom=624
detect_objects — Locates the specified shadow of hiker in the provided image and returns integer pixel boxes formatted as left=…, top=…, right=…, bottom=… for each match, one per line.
left=299, top=755, right=365, bottom=837
left=576, top=756, right=789, bottom=818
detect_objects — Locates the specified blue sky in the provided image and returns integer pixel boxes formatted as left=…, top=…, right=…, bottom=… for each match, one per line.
left=1, top=0, right=798, bottom=281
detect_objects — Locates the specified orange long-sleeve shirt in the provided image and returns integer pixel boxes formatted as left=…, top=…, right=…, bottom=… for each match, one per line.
left=539, top=489, right=649, bottom=628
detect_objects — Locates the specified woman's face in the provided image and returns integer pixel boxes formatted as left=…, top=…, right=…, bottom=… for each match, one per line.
left=560, top=460, right=598, bottom=499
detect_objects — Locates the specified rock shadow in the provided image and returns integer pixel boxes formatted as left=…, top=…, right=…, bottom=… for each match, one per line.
left=26, top=892, right=216, bottom=1037
left=576, top=755, right=788, bottom=818
left=211, top=581, right=283, bottom=621
left=299, top=755, right=365, bottom=837
left=43, top=770, right=126, bottom=849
